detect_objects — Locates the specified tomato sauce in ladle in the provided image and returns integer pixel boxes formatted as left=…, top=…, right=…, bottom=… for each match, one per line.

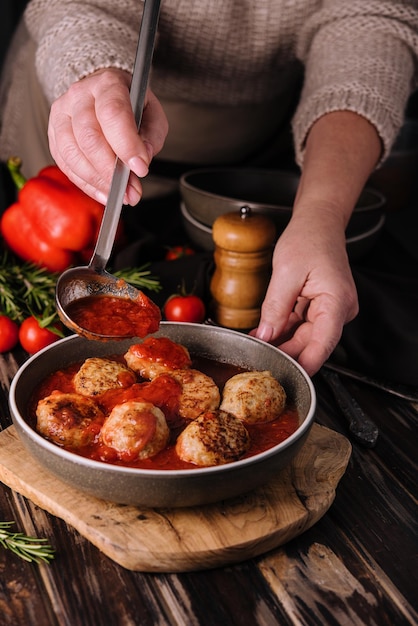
left=55, top=0, right=161, bottom=341
left=61, top=288, right=161, bottom=340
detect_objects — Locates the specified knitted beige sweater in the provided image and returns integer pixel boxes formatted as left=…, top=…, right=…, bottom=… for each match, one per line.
left=9, top=0, right=418, bottom=166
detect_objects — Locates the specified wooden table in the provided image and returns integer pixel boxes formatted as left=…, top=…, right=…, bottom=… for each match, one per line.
left=0, top=344, right=417, bottom=626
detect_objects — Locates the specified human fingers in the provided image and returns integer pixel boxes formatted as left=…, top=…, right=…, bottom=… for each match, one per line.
left=76, top=70, right=150, bottom=204
left=49, top=70, right=134, bottom=202
left=256, top=274, right=358, bottom=376
left=252, top=224, right=358, bottom=375
left=49, top=70, right=168, bottom=204
left=253, top=251, right=306, bottom=344
left=48, top=100, right=111, bottom=204
left=274, top=295, right=353, bottom=376
left=94, top=75, right=150, bottom=170
left=137, top=89, right=169, bottom=160
left=94, top=80, right=168, bottom=204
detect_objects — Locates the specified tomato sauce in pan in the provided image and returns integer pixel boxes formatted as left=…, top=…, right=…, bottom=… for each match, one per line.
left=66, top=293, right=161, bottom=337
left=28, top=355, right=300, bottom=470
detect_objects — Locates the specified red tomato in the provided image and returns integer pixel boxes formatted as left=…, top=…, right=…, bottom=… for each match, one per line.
left=18, top=317, right=60, bottom=354
left=164, top=294, right=206, bottom=323
left=165, top=245, right=195, bottom=261
left=0, top=315, right=20, bottom=352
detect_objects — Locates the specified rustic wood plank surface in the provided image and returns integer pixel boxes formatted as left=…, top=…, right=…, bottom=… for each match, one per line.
left=1, top=346, right=417, bottom=626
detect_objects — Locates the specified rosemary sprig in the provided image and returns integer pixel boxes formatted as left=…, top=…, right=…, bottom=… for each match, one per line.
left=0, top=250, right=58, bottom=325
left=0, top=521, right=55, bottom=564
left=113, top=267, right=162, bottom=292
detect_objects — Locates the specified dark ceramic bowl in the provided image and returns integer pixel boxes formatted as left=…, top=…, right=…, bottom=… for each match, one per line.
left=9, top=323, right=315, bottom=508
left=180, top=167, right=386, bottom=240
left=180, top=201, right=385, bottom=261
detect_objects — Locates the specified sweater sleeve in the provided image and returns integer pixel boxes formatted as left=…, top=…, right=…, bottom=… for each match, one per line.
left=24, top=0, right=142, bottom=103
left=293, top=0, right=418, bottom=166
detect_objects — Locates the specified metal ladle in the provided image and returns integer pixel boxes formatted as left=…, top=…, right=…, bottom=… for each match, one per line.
left=55, top=0, right=161, bottom=340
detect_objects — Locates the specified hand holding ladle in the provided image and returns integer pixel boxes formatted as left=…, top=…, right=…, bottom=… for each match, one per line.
left=55, top=0, right=161, bottom=341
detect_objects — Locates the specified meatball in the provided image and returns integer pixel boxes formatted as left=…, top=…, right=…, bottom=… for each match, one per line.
left=176, top=409, right=250, bottom=466
left=100, top=401, right=169, bottom=461
left=36, top=391, right=104, bottom=448
left=73, top=357, right=136, bottom=397
left=220, top=370, right=286, bottom=424
left=168, top=368, right=220, bottom=420
left=124, top=336, right=192, bottom=379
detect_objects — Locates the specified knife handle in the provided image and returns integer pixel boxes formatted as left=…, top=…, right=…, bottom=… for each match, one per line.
left=321, top=369, right=379, bottom=448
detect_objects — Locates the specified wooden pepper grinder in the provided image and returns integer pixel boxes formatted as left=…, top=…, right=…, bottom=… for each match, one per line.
left=210, top=206, right=276, bottom=330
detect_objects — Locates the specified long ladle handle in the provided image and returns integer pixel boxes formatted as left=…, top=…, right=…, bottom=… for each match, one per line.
left=89, top=0, right=161, bottom=272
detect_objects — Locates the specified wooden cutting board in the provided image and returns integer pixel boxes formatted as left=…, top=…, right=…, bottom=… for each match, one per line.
left=0, top=423, right=351, bottom=572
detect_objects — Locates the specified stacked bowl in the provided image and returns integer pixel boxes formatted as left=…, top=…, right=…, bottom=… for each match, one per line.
left=180, top=168, right=386, bottom=260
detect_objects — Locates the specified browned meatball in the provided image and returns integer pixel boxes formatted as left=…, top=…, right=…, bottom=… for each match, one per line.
left=36, top=392, right=104, bottom=447
left=175, top=409, right=250, bottom=466
left=124, top=336, right=192, bottom=379
left=168, top=369, right=220, bottom=420
left=100, top=401, right=169, bottom=461
left=220, top=370, right=286, bottom=424
left=73, top=357, right=136, bottom=397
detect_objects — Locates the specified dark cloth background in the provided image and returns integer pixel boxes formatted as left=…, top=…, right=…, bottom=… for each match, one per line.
left=0, top=1, right=28, bottom=73
left=341, top=217, right=418, bottom=386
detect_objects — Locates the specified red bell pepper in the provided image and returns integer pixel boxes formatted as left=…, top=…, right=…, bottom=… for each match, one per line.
left=0, top=157, right=105, bottom=272
left=1, top=203, right=74, bottom=272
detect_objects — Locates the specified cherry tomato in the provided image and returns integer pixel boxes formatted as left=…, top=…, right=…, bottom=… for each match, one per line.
left=164, top=294, right=206, bottom=323
left=18, top=316, right=60, bottom=354
left=165, top=245, right=195, bottom=261
left=0, top=315, right=20, bottom=352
